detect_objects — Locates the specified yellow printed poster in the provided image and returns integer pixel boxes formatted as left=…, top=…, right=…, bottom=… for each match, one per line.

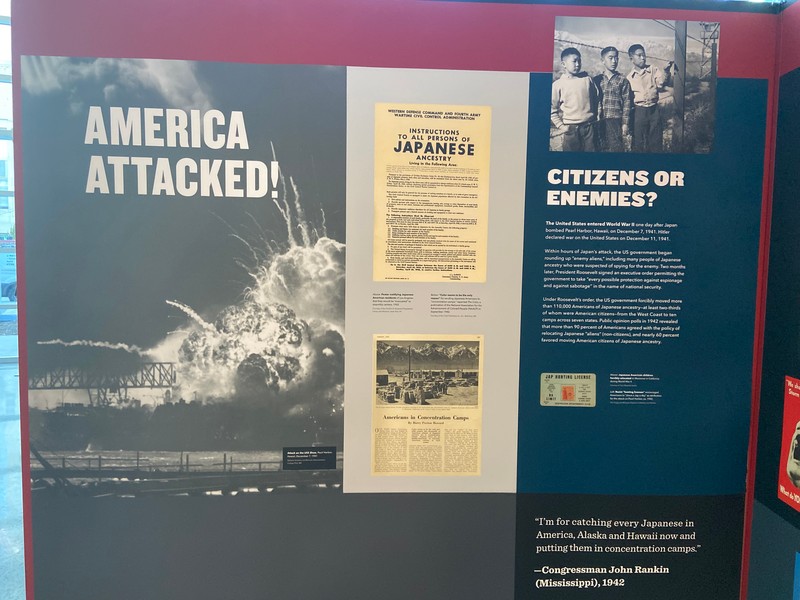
left=371, top=334, right=483, bottom=476
left=373, top=103, right=491, bottom=282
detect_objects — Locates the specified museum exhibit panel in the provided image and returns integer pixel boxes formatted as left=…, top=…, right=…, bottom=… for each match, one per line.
left=11, top=0, right=800, bottom=598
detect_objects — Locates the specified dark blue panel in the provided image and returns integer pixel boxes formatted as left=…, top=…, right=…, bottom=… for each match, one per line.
left=747, top=501, right=800, bottom=599
left=516, top=494, right=744, bottom=599
left=517, top=75, right=766, bottom=495
left=754, top=67, right=800, bottom=527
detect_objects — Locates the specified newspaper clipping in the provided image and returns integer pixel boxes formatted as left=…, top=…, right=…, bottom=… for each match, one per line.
left=373, top=103, right=491, bottom=283
left=371, top=334, right=483, bottom=476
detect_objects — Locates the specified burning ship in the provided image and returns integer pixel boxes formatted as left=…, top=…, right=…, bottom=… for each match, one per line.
left=28, top=159, right=345, bottom=456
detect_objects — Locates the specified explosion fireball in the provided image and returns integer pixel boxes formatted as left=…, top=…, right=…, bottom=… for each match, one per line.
left=41, top=165, right=345, bottom=423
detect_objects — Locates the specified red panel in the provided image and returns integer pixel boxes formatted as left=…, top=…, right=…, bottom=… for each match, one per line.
left=781, top=1, right=800, bottom=76
left=12, top=0, right=776, bottom=77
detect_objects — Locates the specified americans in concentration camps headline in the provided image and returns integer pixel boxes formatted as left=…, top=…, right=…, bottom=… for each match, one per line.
left=83, top=106, right=281, bottom=199
left=546, top=169, right=686, bottom=208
